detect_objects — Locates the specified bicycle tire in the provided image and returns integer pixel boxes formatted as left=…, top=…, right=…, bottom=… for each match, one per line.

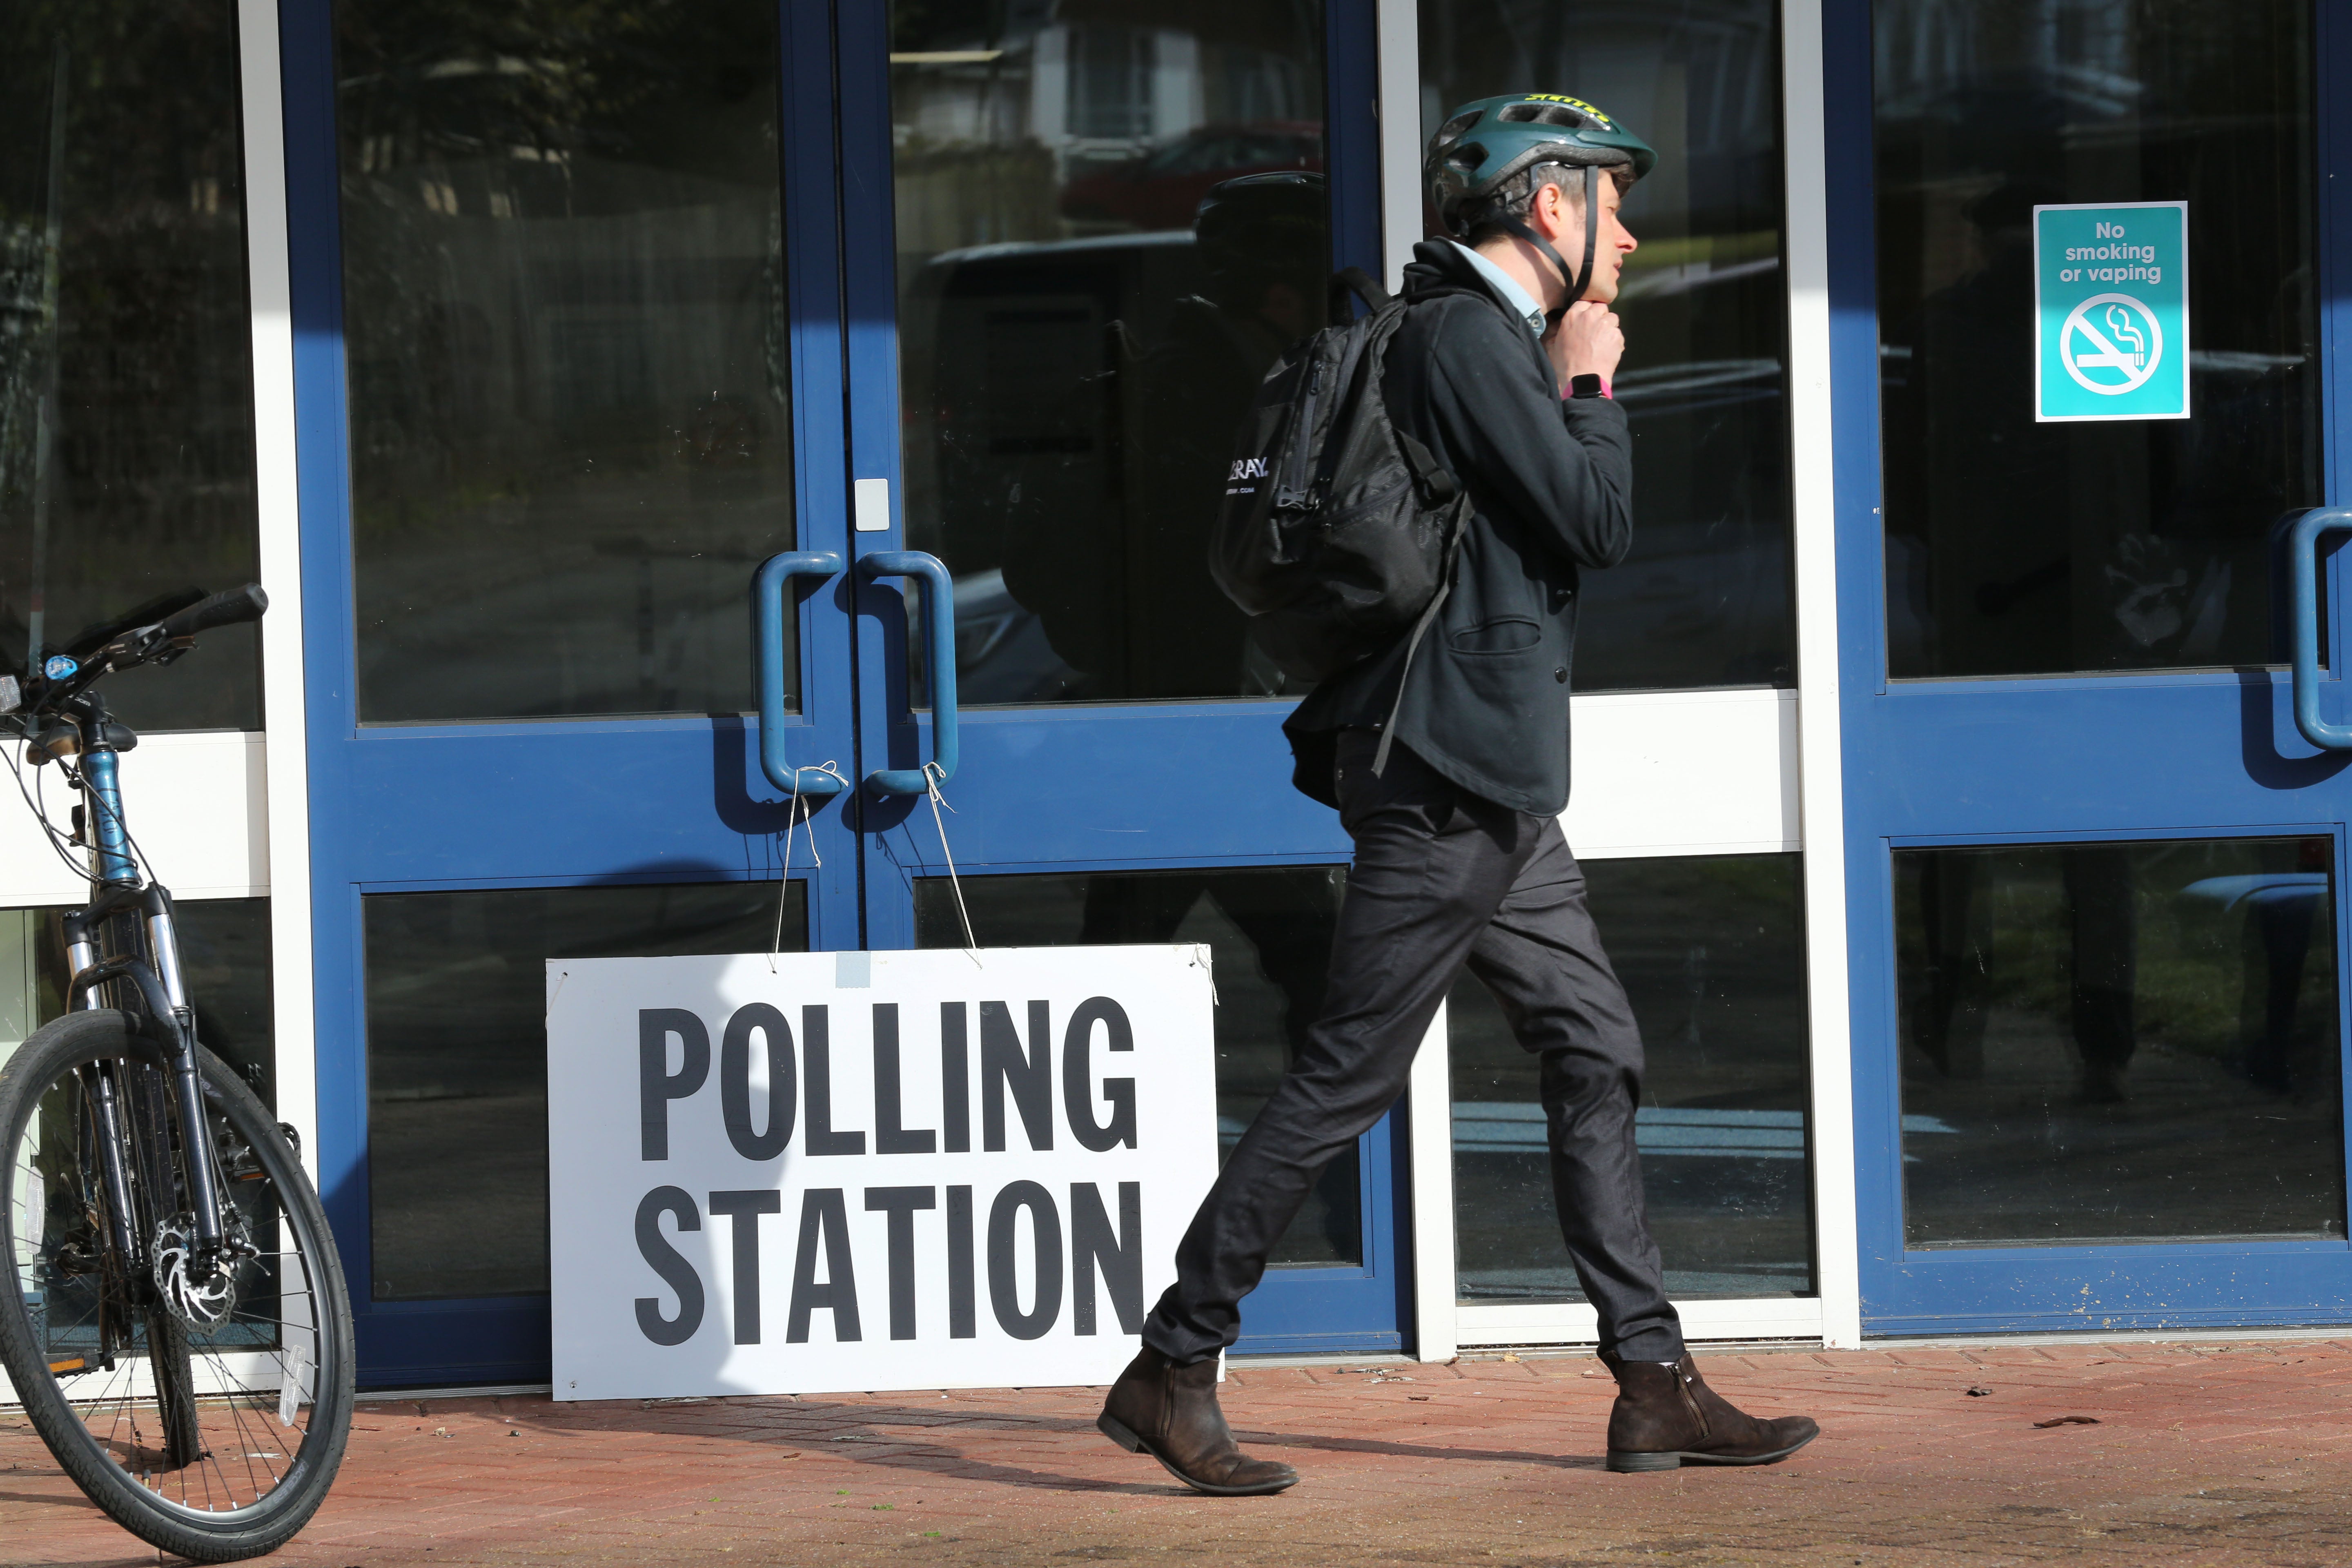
left=0, top=1010, right=356, bottom=1561
left=145, top=1303, right=205, bottom=1468
left=123, top=1065, right=206, bottom=1472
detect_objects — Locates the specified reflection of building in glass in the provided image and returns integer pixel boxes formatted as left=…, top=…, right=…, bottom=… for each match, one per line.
left=894, top=17, right=1319, bottom=176
left=892, top=10, right=1323, bottom=253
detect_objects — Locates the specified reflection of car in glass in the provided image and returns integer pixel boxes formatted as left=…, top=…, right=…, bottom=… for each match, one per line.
left=901, top=231, right=1206, bottom=703
left=1059, top=122, right=1321, bottom=232
left=953, top=568, right=1081, bottom=705
left=909, top=227, right=1797, bottom=701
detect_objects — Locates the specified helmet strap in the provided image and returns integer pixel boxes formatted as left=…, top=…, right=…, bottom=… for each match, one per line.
left=1494, top=163, right=1600, bottom=324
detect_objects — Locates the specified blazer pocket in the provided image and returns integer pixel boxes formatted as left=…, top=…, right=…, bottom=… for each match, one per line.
left=1449, top=616, right=1541, bottom=655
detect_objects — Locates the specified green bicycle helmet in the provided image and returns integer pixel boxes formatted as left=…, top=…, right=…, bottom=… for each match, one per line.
left=1425, top=93, right=1657, bottom=314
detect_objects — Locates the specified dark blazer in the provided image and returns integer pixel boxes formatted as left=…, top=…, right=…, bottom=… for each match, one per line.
left=1282, top=239, right=1634, bottom=816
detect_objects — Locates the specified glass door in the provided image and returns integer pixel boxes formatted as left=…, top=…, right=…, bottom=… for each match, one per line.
left=835, top=0, right=1412, bottom=1353
left=285, top=0, right=860, bottom=1384
left=1833, top=0, right=2352, bottom=1332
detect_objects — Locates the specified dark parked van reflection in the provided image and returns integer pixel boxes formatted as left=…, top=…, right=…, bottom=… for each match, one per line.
left=911, top=229, right=1795, bottom=706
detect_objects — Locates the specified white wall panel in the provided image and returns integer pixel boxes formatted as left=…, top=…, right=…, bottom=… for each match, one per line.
left=1781, top=0, right=1863, bottom=1351
left=239, top=0, right=316, bottom=1173
left=1563, top=688, right=1799, bottom=860
left=1457, top=1295, right=1825, bottom=1348
left=0, top=734, right=268, bottom=906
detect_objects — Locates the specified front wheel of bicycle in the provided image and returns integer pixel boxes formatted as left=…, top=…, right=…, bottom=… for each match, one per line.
left=0, top=1010, right=355, bottom=1561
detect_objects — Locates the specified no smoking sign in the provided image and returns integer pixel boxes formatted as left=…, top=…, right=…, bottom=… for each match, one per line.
left=2033, top=200, right=2189, bottom=422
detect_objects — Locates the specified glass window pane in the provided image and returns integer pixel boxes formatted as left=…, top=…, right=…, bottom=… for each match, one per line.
left=1, top=899, right=272, bottom=1102
left=335, top=3, right=795, bottom=723
left=0, top=3, right=261, bottom=732
left=365, top=881, right=804, bottom=1301
left=915, top=869, right=1360, bottom=1267
left=1896, top=839, right=2345, bottom=1246
left=1419, top=0, right=1795, bottom=692
left=0, top=910, right=49, bottom=1060
left=1450, top=854, right=1811, bottom=1302
left=892, top=3, right=1328, bottom=705
left=1875, top=0, right=2319, bottom=679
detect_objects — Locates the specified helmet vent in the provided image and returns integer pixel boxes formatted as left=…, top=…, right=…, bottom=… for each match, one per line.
left=1431, top=111, right=1482, bottom=151
left=1441, top=140, right=1487, bottom=174
left=1498, top=102, right=1592, bottom=128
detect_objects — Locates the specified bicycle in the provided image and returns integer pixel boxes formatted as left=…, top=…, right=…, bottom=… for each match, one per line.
left=0, top=584, right=354, bottom=1561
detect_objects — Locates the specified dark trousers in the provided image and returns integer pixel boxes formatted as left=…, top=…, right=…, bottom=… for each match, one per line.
left=1140, top=732, right=1684, bottom=1365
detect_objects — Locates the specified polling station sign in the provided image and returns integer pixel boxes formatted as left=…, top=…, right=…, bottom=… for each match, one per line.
left=2034, top=200, right=2189, bottom=422
left=546, top=947, right=1219, bottom=1401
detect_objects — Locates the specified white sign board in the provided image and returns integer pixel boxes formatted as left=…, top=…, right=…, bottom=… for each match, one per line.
left=546, top=946, right=1218, bottom=1401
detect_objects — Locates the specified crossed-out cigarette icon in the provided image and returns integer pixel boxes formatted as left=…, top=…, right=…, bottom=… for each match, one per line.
left=2072, top=303, right=2147, bottom=371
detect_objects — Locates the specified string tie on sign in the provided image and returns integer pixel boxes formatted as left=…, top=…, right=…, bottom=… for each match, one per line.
left=771, top=761, right=849, bottom=967
left=924, top=761, right=979, bottom=960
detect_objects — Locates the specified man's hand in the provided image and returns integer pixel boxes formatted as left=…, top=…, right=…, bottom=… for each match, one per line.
left=1545, top=301, right=1624, bottom=392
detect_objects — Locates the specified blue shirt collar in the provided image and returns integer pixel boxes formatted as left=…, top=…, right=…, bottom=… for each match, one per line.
left=1449, top=241, right=1547, bottom=339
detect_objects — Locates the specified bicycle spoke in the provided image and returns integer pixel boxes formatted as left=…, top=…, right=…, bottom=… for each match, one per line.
left=5, top=1037, right=349, bottom=1531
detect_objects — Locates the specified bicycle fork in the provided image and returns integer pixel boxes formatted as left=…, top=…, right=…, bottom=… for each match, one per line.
left=66, top=906, right=231, bottom=1271
left=64, top=734, right=232, bottom=1275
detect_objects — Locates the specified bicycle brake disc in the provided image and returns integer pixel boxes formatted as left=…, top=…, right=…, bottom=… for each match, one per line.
left=151, top=1212, right=241, bottom=1329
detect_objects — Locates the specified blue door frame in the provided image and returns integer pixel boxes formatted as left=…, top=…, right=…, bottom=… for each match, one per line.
left=829, top=0, right=1412, bottom=1357
left=283, top=0, right=1410, bottom=1387
left=1823, top=0, right=2352, bottom=1334
left=281, top=0, right=862, bottom=1386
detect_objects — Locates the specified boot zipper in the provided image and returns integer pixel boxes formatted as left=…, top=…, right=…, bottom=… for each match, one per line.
left=1676, top=1363, right=1710, bottom=1441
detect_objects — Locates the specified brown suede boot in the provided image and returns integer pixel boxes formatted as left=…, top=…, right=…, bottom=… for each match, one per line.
left=1601, top=1351, right=1820, bottom=1472
left=1097, top=1347, right=1300, bottom=1496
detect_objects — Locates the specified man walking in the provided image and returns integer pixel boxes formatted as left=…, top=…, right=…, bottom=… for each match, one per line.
left=1096, top=94, right=1820, bottom=1492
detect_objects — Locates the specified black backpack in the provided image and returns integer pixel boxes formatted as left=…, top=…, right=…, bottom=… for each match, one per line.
left=1208, top=269, right=1473, bottom=690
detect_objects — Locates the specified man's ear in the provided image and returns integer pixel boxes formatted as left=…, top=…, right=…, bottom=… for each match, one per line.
left=1538, top=178, right=1581, bottom=245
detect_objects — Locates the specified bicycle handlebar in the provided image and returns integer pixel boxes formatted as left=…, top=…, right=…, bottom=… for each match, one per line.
left=4, top=582, right=272, bottom=724
left=158, top=584, right=267, bottom=641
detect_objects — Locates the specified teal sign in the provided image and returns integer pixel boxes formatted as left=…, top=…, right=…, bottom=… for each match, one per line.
left=2033, top=200, right=2189, bottom=423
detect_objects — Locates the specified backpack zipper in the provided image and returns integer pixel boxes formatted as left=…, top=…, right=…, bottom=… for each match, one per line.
left=1274, top=359, right=1325, bottom=511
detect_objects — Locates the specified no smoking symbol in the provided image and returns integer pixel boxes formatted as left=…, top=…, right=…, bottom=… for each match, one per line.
left=2061, top=292, right=2164, bottom=396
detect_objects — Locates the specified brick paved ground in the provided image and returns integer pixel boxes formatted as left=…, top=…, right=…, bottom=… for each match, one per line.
left=7, top=1339, right=2352, bottom=1566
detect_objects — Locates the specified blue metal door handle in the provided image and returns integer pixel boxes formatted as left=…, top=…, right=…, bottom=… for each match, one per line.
left=755, top=550, right=846, bottom=795
left=2288, top=509, right=2352, bottom=750
left=861, top=550, right=959, bottom=795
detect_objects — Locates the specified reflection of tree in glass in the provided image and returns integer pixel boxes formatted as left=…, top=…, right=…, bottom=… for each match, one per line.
left=0, top=1, right=260, bottom=729
left=336, top=0, right=793, bottom=722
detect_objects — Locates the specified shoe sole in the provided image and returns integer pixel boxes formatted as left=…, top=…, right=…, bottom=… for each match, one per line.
left=1606, top=1428, right=1820, bottom=1473
left=1096, top=1414, right=1301, bottom=1496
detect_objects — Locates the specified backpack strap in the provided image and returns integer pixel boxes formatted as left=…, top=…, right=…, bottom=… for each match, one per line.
left=1370, top=489, right=1474, bottom=777
left=1379, top=286, right=1475, bottom=505
left=1395, top=430, right=1458, bottom=505
left=1327, top=266, right=1392, bottom=322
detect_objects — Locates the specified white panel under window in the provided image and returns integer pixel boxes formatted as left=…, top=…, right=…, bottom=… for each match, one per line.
left=0, top=733, right=268, bottom=906
left=1564, top=689, right=1798, bottom=859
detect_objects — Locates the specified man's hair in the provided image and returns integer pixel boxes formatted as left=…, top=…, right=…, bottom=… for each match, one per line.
left=1459, top=158, right=1633, bottom=246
